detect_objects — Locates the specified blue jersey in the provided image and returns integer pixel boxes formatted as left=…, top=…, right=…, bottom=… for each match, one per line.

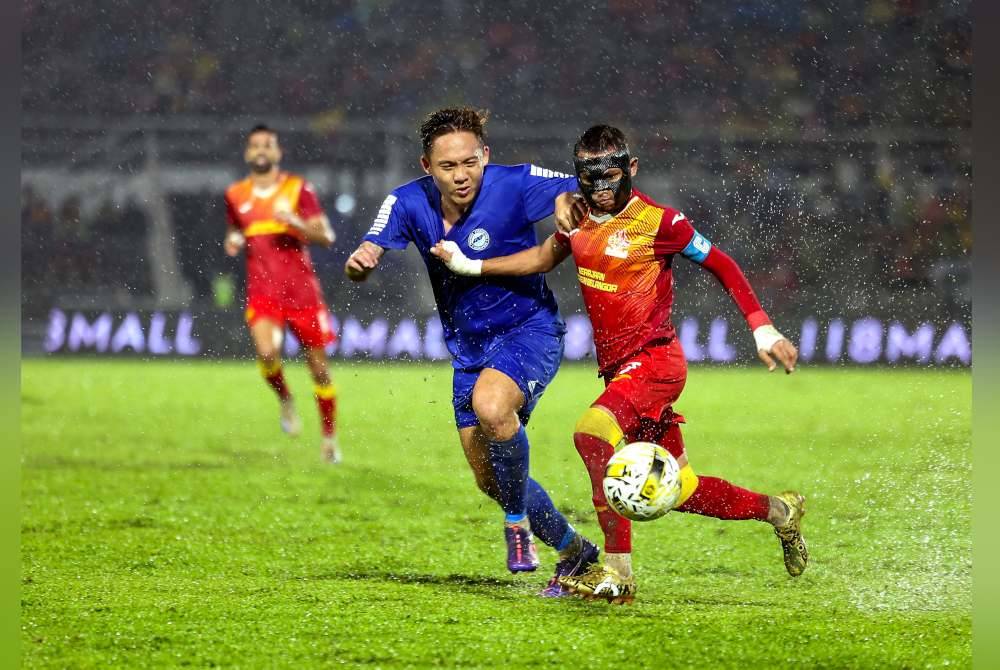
left=363, top=163, right=577, bottom=369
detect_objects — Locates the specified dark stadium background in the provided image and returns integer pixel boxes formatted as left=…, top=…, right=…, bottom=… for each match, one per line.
left=20, top=0, right=971, bottom=365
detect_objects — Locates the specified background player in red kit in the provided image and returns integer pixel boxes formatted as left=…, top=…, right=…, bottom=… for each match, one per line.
left=432, top=125, right=806, bottom=602
left=224, top=125, right=340, bottom=463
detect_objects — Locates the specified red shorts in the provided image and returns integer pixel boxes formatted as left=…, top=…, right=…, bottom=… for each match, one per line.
left=595, top=338, right=687, bottom=446
left=245, top=297, right=335, bottom=349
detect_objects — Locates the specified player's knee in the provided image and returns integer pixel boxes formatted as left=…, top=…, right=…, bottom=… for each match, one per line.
left=310, top=366, right=331, bottom=386
left=573, top=407, right=625, bottom=448
left=472, top=397, right=517, bottom=440
left=673, top=464, right=699, bottom=509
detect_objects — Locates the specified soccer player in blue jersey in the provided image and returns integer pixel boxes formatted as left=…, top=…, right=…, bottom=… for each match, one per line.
left=345, top=107, right=598, bottom=596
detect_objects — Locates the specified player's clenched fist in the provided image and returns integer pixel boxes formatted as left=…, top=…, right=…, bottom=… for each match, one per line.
left=753, top=325, right=798, bottom=374
left=224, top=230, right=245, bottom=257
left=430, top=240, right=483, bottom=276
left=345, top=241, right=384, bottom=281
left=554, top=192, right=588, bottom=234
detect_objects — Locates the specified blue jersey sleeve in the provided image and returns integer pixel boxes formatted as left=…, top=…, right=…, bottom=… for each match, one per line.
left=521, top=164, right=579, bottom=223
left=362, top=193, right=411, bottom=250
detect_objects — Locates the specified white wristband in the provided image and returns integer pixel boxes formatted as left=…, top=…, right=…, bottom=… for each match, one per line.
left=226, top=230, right=245, bottom=247
left=753, top=324, right=785, bottom=353
left=440, top=241, right=483, bottom=276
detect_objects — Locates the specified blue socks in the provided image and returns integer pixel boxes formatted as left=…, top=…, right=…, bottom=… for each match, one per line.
left=488, top=426, right=530, bottom=519
left=525, top=478, right=574, bottom=550
left=488, top=425, right=574, bottom=549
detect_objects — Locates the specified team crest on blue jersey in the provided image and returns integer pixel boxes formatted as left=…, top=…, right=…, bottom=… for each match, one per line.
left=467, top=228, right=491, bottom=251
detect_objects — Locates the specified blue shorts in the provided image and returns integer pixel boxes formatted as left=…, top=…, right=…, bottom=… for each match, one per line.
left=452, top=327, right=564, bottom=429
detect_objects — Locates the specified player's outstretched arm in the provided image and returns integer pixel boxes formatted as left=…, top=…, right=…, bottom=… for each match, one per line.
left=275, top=211, right=335, bottom=247
left=430, top=234, right=571, bottom=277
left=345, top=241, right=385, bottom=282
left=695, top=245, right=798, bottom=373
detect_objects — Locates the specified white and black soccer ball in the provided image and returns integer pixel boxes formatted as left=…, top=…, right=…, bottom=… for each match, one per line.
left=602, top=442, right=682, bottom=521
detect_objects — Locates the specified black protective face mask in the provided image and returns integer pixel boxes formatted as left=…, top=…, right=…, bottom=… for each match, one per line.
left=574, top=148, right=632, bottom=212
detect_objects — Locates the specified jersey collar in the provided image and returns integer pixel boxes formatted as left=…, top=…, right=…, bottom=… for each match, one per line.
left=587, top=194, right=639, bottom=224
left=250, top=172, right=287, bottom=199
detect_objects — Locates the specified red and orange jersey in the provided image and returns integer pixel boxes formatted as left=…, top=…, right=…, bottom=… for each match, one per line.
left=225, top=172, right=326, bottom=309
left=558, top=190, right=697, bottom=375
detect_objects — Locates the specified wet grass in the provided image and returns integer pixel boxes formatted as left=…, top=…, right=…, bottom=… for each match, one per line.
left=21, top=359, right=970, bottom=668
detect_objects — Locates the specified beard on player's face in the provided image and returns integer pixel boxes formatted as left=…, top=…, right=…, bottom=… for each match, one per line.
left=590, top=183, right=631, bottom=213
left=248, top=154, right=274, bottom=174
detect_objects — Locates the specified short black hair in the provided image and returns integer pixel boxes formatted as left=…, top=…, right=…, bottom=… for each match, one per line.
left=574, top=125, right=629, bottom=157
left=247, top=124, right=277, bottom=140
left=419, top=107, right=489, bottom=155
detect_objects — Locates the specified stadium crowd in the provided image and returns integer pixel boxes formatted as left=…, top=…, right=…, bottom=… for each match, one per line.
left=21, top=0, right=969, bottom=325
left=24, top=0, right=969, bottom=132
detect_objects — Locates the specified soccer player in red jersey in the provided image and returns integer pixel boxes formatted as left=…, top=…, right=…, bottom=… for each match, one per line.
left=224, top=125, right=341, bottom=463
left=432, top=125, right=806, bottom=602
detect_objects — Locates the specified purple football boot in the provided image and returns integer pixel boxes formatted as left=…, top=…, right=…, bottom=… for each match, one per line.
left=540, top=537, right=600, bottom=597
left=505, top=524, right=540, bottom=573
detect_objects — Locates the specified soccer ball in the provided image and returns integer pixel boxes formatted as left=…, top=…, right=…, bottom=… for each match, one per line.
left=602, top=442, right=682, bottom=521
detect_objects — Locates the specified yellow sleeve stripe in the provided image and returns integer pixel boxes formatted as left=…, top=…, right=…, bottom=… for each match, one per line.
left=244, top=220, right=291, bottom=237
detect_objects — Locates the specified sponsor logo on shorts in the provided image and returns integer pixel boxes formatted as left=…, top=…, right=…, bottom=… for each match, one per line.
left=467, top=228, right=491, bottom=251
left=615, top=361, right=642, bottom=379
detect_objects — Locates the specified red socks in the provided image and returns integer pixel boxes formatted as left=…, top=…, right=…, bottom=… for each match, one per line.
left=675, top=476, right=770, bottom=521
left=259, top=360, right=291, bottom=402
left=575, top=412, right=768, bottom=552
left=574, top=432, right=632, bottom=553
left=651, top=421, right=770, bottom=522
left=314, top=384, right=337, bottom=438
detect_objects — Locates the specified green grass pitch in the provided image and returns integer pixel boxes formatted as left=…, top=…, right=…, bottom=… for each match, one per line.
left=21, top=359, right=970, bottom=668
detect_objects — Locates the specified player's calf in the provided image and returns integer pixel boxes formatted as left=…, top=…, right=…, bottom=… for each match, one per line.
left=671, top=466, right=808, bottom=576
left=259, top=357, right=292, bottom=401
left=313, top=382, right=339, bottom=462
left=574, top=407, right=632, bottom=554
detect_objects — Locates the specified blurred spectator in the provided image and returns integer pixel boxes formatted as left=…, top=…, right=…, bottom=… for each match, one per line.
left=22, top=0, right=970, bottom=133
left=21, top=0, right=969, bottom=325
